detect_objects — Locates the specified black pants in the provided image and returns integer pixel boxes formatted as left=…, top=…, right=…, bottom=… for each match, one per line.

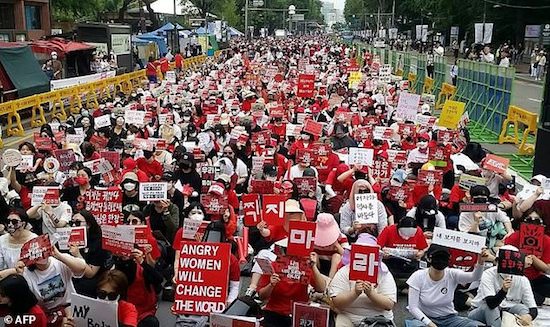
left=138, top=315, right=160, bottom=327
left=530, top=275, right=550, bottom=306
left=427, top=65, right=434, bottom=78
left=384, top=258, right=418, bottom=279
left=263, top=311, right=291, bottom=327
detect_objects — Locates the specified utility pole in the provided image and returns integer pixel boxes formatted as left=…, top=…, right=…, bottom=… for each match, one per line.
left=391, top=0, right=396, bottom=27
left=482, top=0, right=487, bottom=45
left=245, top=0, right=249, bottom=39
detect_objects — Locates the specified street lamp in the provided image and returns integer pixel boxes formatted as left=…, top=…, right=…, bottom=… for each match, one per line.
left=288, top=5, right=296, bottom=34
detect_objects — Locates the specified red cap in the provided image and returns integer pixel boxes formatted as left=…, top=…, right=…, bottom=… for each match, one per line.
left=123, top=158, right=137, bottom=170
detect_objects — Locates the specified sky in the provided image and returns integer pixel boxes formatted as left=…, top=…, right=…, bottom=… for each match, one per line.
left=332, top=0, right=345, bottom=10
left=151, top=0, right=346, bottom=14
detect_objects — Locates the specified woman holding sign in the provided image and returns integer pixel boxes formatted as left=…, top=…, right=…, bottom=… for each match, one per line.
left=0, top=274, right=47, bottom=327
left=0, top=209, right=37, bottom=273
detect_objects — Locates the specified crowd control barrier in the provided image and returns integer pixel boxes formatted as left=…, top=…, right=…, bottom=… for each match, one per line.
left=0, top=52, right=223, bottom=147
left=435, top=83, right=457, bottom=111
left=498, top=106, right=538, bottom=155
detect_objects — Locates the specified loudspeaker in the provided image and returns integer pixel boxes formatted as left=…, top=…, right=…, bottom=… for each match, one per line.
left=533, top=73, right=550, bottom=176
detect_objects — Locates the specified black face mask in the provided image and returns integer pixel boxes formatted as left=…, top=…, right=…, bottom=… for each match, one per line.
left=431, top=256, right=449, bottom=270
left=473, top=197, right=488, bottom=204
left=358, top=189, right=370, bottom=194
left=180, top=162, right=192, bottom=170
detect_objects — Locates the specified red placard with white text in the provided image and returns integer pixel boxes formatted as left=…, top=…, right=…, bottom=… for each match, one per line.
left=349, top=244, right=380, bottom=284
left=417, top=169, right=443, bottom=186
left=297, top=74, right=315, bottom=98
left=272, top=256, right=312, bottom=285
left=19, top=234, right=53, bottom=266
left=85, top=188, right=123, bottom=225
left=262, top=194, right=286, bottom=226
left=292, top=302, right=330, bottom=327
left=242, top=194, right=261, bottom=227
left=174, top=242, right=231, bottom=315
left=287, top=221, right=316, bottom=257
left=302, top=119, right=323, bottom=137
left=483, top=154, right=510, bottom=174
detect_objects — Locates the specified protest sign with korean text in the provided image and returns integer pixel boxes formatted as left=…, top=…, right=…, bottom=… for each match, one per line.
left=83, top=158, right=113, bottom=175
left=371, top=160, right=392, bottom=184
left=125, top=110, right=146, bottom=125
left=56, top=227, right=87, bottom=251
left=349, top=244, right=380, bottom=283
left=292, top=302, right=330, bottom=327
left=303, top=119, right=324, bottom=137
left=417, top=169, right=443, bottom=186
left=287, top=221, right=316, bottom=257
left=439, top=100, right=466, bottom=129
left=54, top=149, right=76, bottom=172
left=458, top=174, right=487, bottom=191
left=31, top=186, right=59, bottom=206
left=174, top=242, right=231, bottom=315
left=373, top=126, right=394, bottom=141
left=354, top=193, right=379, bottom=224
left=262, top=194, right=286, bottom=226
left=294, top=177, right=317, bottom=198
left=429, top=145, right=451, bottom=167
left=71, top=292, right=118, bottom=327
left=250, top=180, right=274, bottom=194
left=94, top=115, right=111, bottom=128
left=201, top=194, right=229, bottom=215
left=348, top=147, right=374, bottom=167
left=101, top=225, right=136, bottom=257
left=2, top=149, right=22, bottom=167
left=139, top=182, right=168, bottom=201
left=459, top=203, right=498, bottom=213
left=85, top=188, right=123, bottom=225
left=396, top=92, right=421, bottom=122
left=242, top=194, right=261, bottom=227
left=272, top=256, right=312, bottom=284
left=482, top=154, right=510, bottom=174
left=432, top=227, right=486, bottom=253
left=19, top=234, right=52, bottom=266
left=100, top=151, right=121, bottom=170
left=497, top=249, right=525, bottom=276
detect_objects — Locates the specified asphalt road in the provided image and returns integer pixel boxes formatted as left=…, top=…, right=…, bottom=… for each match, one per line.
left=511, top=78, right=544, bottom=114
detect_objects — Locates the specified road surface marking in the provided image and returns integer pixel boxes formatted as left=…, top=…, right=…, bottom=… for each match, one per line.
left=528, top=98, right=542, bottom=103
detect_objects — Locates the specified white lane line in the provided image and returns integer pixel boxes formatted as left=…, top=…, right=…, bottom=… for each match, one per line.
left=528, top=98, right=542, bottom=103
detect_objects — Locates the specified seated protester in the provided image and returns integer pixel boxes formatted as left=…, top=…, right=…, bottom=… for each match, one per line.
left=406, top=133, right=431, bottom=174
left=406, top=244, right=491, bottom=327
left=60, top=167, right=93, bottom=211
left=126, top=211, right=161, bottom=266
left=469, top=245, right=538, bottom=327
left=512, top=174, right=545, bottom=221
left=336, top=164, right=379, bottom=195
left=288, top=131, right=314, bottom=158
left=0, top=274, right=47, bottom=327
left=256, top=240, right=326, bottom=327
left=459, top=185, right=514, bottom=249
left=121, top=158, right=149, bottom=183
left=113, top=244, right=162, bottom=327
left=285, top=154, right=319, bottom=181
left=377, top=217, right=428, bottom=278
left=174, top=152, right=202, bottom=196
left=314, top=137, right=340, bottom=184
left=221, top=144, right=248, bottom=191
left=340, top=179, right=389, bottom=239
left=27, top=200, right=72, bottom=239
left=172, top=202, right=210, bottom=272
left=136, top=149, right=163, bottom=181
left=0, top=209, right=37, bottom=273
left=69, top=210, right=112, bottom=298
left=313, top=213, right=348, bottom=278
left=407, top=195, right=446, bottom=240
left=121, top=172, right=147, bottom=215
left=324, top=163, right=354, bottom=214
left=380, top=169, right=410, bottom=223
left=504, top=208, right=550, bottom=305
left=93, top=270, right=138, bottom=327
left=331, top=122, right=358, bottom=151
left=480, top=157, right=513, bottom=199
left=164, top=172, right=185, bottom=219
left=22, top=246, right=87, bottom=326
left=143, top=198, right=179, bottom=243
left=329, top=233, right=397, bottom=327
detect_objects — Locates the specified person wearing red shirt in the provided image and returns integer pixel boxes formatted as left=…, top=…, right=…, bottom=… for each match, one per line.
left=257, top=199, right=306, bottom=243
left=145, top=56, right=158, bottom=83
left=159, top=57, right=169, bottom=75
left=174, top=51, right=184, bottom=72
left=504, top=211, right=550, bottom=305
left=378, top=217, right=428, bottom=278
left=241, top=91, right=256, bottom=112
left=288, top=132, right=314, bottom=158
left=325, top=163, right=354, bottom=214
left=267, top=117, right=286, bottom=137
left=121, top=158, right=149, bottom=183
left=136, top=150, right=163, bottom=181
left=0, top=275, right=47, bottom=327
left=96, top=270, right=139, bottom=327
left=316, top=148, right=340, bottom=184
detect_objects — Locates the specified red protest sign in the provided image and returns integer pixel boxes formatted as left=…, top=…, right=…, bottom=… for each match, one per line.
left=84, top=188, right=123, bottom=225
left=417, top=169, right=443, bottom=186
left=68, top=227, right=87, bottom=248
left=312, top=143, right=332, bottom=169
left=262, top=194, right=286, bottom=226
left=292, top=302, right=330, bottom=327
left=43, top=188, right=60, bottom=206
left=303, top=119, right=323, bottom=137
left=371, top=160, right=392, bottom=184
left=100, top=151, right=121, bottom=170
left=483, top=154, right=510, bottom=174
left=53, top=149, right=76, bottom=172
left=519, top=223, right=545, bottom=257
left=174, top=242, right=231, bottom=315
left=270, top=106, right=285, bottom=118
left=297, top=74, right=315, bottom=98
left=397, top=123, right=416, bottom=137
left=101, top=225, right=138, bottom=257
left=200, top=166, right=220, bottom=193
left=252, top=130, right=271, bottom=145
left=388, top=185, right=411, bottom=202
left=34, top=136, right=53, bottom=151
left=251, top=180, right=274, bottom=194
left=287, top=221, right=316, bottom=257
left=20, top=234, right=52, bottom=266
left=272, top=256, right=312, bottom=284
left=354, top=126, right=373, bottom=142
left=349, top=244, right=380, bottom=284
left=242, top=194, right=261, bottom=227
left=89, top=134, right=108, bottom=150
left=437, top=130, right=458, bottom=144
left=296, top=148, right=315, bottom=165
left=429, top=145, right=451, bottom=167
left=200, top=194, right=229, bottom=215
left=387, top=150, right=408, bottom=168
left=294, top=177, right=317, bottom=198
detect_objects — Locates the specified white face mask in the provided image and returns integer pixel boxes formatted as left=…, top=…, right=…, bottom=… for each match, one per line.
left=417, top=141, right=428, bottom=149
left=301, top=134, right=310, bottom=141
left=183, top=116, right=191, bottom=122
left=351, top=106, right=358, bottom=112
left=398, top=227, right=417, bottom=240
left=189, top=212, right=205, bottom=221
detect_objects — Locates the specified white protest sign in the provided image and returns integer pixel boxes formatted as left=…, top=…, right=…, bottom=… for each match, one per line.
left=17, top=155, right=34, bottom=171
left=396, top=92, right=421, bottom=122
left=139, top=182, right=168, bottom=201
left=348, top=147, right=374, bottom=167
left=354, top=193, right=379, bottom=224
left=166, top=71, right=177, bottom=83
left=2, top=149, right=22, bottom=167
left=432, top=227, right=486, bottom=254
left=55, top=227, right=88, bottom=251
left=31, top=186, right=59, bottom=206
left=183, top=220, right=206, bottom=240
left=71, top=292, right=118, bottom=327
left=124, top=110, right=146, bottom=126
left=94, top=115, right=112, bottom=129
left=286, top=123, right=300, bottom=137
left=83, top=158, right=113, bottom=175
left=66, top=134, right=85, bottom=145
left=373, top=126, right=394, bottom=141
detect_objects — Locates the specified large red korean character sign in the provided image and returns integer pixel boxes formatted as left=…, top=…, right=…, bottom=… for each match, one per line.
left=242, top=194, right=261, bottom=227
left=262, top=194, right=286, bottom=226
left=287, top=221, right=316, bottom=257
left=349, top=244, right=380, bottom=284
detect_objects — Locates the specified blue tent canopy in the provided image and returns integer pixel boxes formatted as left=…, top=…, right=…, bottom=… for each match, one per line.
left=135, top=33, right=168, bottom=55
left=153, top=22, right=185, bottom=36
left=228, top=27, right=243, bottom=36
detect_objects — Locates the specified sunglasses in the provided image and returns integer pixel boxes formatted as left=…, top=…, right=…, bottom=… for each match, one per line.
left=127, top=219, right=141, bottom=225
left=223, top=151, right=234, bottom=155
left=96, top=290, right=119, bottom=301
left=69, top=220, right=84, bottom=227
left=6, top=219, right=21, bottom=226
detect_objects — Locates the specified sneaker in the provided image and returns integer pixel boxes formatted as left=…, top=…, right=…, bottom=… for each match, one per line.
left=245, top=288, right=256, bottom=297
left=544, top=298, right=550, bottom=306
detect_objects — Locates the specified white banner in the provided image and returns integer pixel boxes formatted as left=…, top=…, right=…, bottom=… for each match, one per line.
left=432, top=227, right=486, bottom=254
left=396, top=92, right=421, bottom=122
left=474, top=23, right=493, bottom=44
left=416, top=25, right=428, bottom=41
left=50, top=71, right=116, bottom=91
left=71, top=292, right=118, bottom=327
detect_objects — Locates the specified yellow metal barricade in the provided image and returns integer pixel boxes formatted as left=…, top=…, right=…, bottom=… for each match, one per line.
left=435, top=83, right=457, bottom=111
left=40, top=91, right=67, bottom=122
left=498, top=105, right=538, bottom=155
left=423, top=77, right=434, bottom=94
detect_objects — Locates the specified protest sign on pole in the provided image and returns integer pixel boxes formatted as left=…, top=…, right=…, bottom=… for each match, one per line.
left=262, top=195, right=286, bottom=226
left=85, top=188, right=123, bottom=225
left=287, top=221, right=316, bottom=257
left=497, top=249, right=525, bottom=276
left=174, top=242, right=231, bottom=315
left=297, top=74, right=315, bottom=98
left=432, top=227, right=486, bottom=253
left=19, top=234, right=52, bottom=266
left=354, top=193, right=379, bottom=224
left=348, top=148, right=374, bottom=167
left=349, top=244, right=380, bottom=283
left=56, top=227, right=87, bottom=251
left=292, top=302, right=330, bottom=327
left=139, top=182, right=168, bottom=201
left=396, top=92, right=421, bottom=122
left=71, top=292, right=118, bottom=327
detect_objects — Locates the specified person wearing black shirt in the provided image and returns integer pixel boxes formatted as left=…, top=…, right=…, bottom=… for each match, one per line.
left=175, top=153, right=202, bottom=196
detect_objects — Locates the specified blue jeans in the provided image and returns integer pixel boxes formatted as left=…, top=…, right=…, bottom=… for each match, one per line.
left=406, top=314, right=482, bottom=327
left=468, top=303, right=529, bottom=327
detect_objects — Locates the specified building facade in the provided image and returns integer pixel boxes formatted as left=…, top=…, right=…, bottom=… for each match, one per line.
left=0, top=0, right=51, bottom=41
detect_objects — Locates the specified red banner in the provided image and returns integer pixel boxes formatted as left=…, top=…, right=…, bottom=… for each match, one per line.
left=200, top=194, right=229, bottom=215
left=303, top=119, right=323, bottom=137
left=84, top=188, right=123, bottom=225
left=100, top=151, right=121, bottom=170
left=287, top=221, right=316, bottom=257
left=349, top=244, right=380, bottom=283
left=242, top=194, right=261, bottom=227
left=174, top=242, right=231, bottom=315
left=519, top=223, right=544, bottom=257
left=262, top=194, right=286, bottom=226
left=297, top=74, right=315, bottom=98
